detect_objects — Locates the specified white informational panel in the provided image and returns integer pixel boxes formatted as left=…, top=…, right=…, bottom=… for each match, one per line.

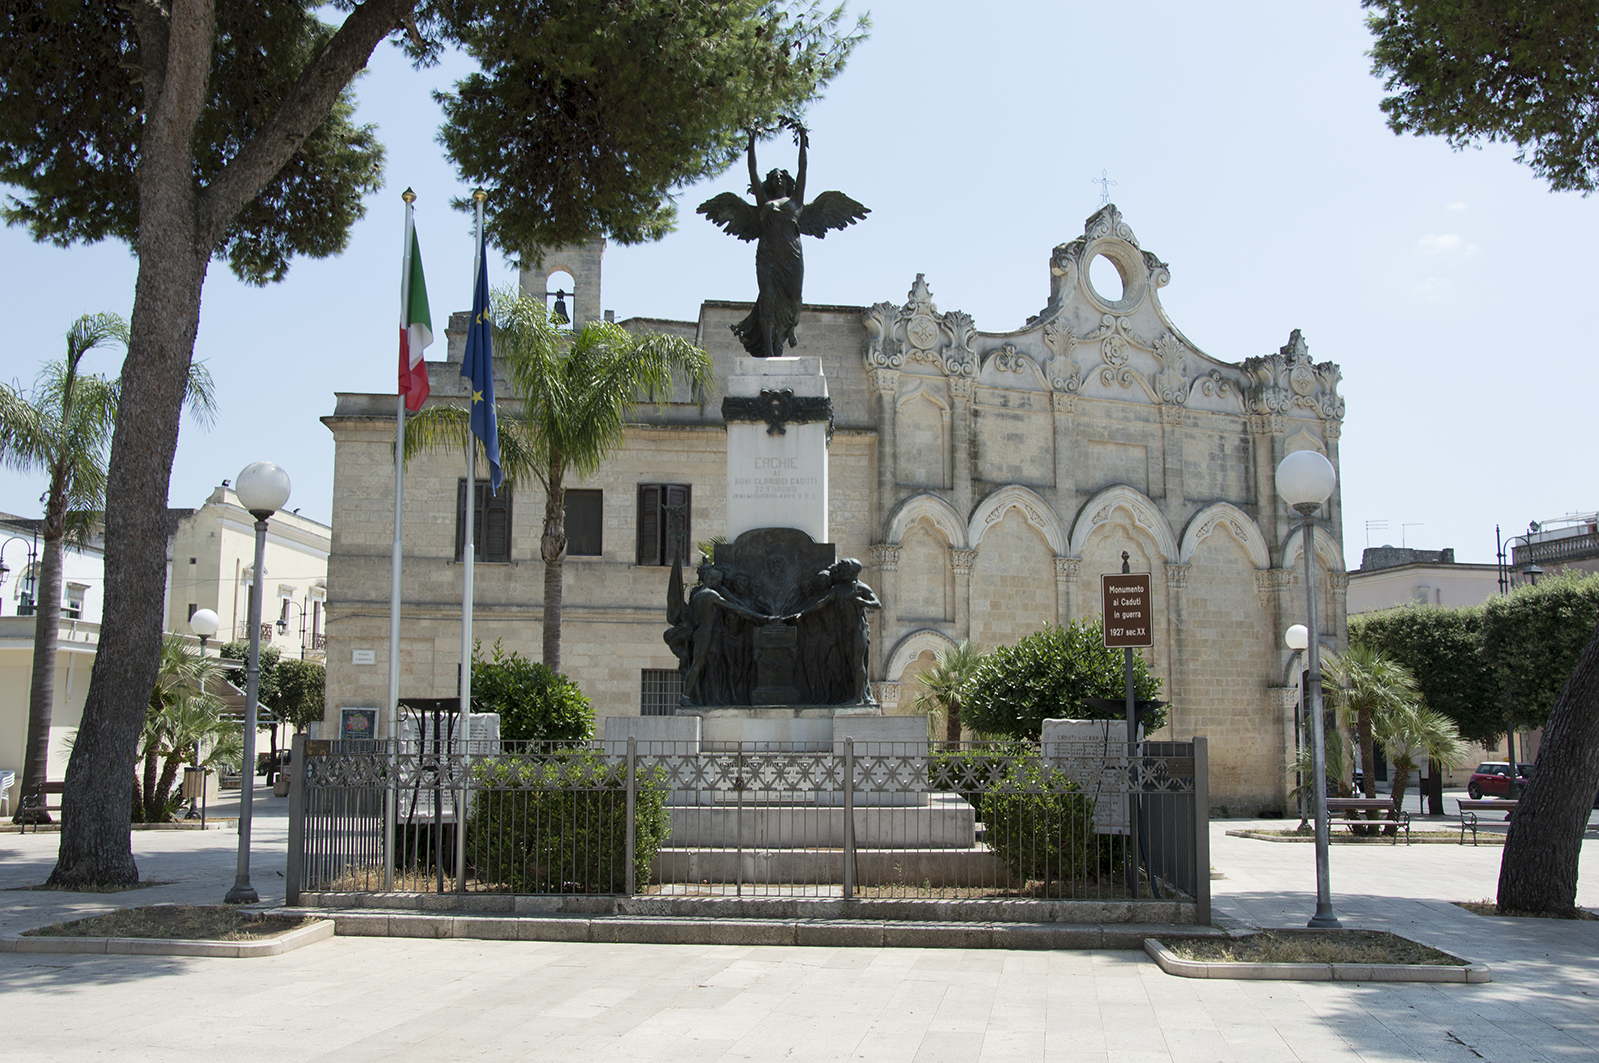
left=1040, top=718, right=1144, bottom=836
left=398, top=712, right=501, bottom=755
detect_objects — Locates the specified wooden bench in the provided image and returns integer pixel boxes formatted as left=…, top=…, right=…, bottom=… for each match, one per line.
left=1325, top=797, right=1411, bottom=845
left=1457, top=798, right=1517, bottom=846
left=17, top=780, right=64, bottom=831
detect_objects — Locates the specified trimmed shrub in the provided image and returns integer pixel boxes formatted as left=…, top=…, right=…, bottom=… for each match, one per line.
left=467, top=752, right=670, bottom=894
left=979, top=756, right=1097, bottom=885
left=962, top=620, right=1164, bottom=740
left=1481, top=573, right=1599, bottom=731
left=471, top=639, right=593, bottom=742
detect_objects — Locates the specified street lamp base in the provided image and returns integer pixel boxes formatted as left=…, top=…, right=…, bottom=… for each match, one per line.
left=224, top=884, right=259, bottom=905
left=1307, top=909, right=1341, bottom=929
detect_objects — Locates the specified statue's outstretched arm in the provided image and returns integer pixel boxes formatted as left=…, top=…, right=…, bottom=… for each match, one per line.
left=747, top=133, right=765, bottom=205
left=794, top=125, right=808, bottom=205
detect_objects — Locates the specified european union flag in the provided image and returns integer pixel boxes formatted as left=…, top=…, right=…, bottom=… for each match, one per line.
left=461, top=233, right=502, bottom=493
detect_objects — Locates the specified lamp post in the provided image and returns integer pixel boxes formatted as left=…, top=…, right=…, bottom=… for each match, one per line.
left=1276, top=450, right=1340, bottom=929
left=190, top=607, right=220, bottom=655
left=0, top=535, right=40, bottom=616
left=227, top=461, right=290, bottom=905
left=1285, top=623, right=1309, bottom=828
left=277, top=598, right=308, bottom=659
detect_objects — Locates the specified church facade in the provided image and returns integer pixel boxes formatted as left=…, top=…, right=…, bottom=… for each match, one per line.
left=320, top=205, right=1348, bottom=814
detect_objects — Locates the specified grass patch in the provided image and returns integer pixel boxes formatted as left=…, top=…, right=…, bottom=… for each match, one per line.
left=1166, top=929, right=1466, bottom=966
left=23, top=905, right=311, bottom=941
left=1455, top=899, right=1599, bottom=920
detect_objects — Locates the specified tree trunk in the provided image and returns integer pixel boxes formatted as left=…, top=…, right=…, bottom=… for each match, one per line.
left=945, top=696, right=961, bottom=744
left=140, top=748, right=160, bottom=824
left=13, top=528, right=63, bottom=824
left=48, top=0, right=215, bottom=886
left=540, top=461, right=567, bottom=672
left=153, top=754, right=183, bottom=820
left=1356, top=705, right=1378, bottom=833
left=1385, top=760, right=1412, bottom=837
left=1498, top=621, right=1599, bottom=916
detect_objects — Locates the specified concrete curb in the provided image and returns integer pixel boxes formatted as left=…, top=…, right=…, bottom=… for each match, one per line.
left=0, top=918, right=334, bottom=958
left=1143, top=938, right=1492, bottom=982
left=278, top=907, right=1225, bottom=950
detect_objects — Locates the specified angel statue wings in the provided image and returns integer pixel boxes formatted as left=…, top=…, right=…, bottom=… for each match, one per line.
left=697, top=124, right=869, bottom=358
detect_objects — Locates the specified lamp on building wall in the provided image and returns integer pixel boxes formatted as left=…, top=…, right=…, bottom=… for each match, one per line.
left=226, top=461, right=291, bottom=905
left=1276, top=449, right=1340, bottom=929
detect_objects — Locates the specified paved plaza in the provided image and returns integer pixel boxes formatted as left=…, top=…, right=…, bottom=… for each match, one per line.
left=2, top=793, right=1597, bottom=1062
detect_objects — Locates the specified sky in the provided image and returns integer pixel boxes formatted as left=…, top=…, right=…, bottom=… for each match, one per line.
left=3, top=0, right=1596, bottom=570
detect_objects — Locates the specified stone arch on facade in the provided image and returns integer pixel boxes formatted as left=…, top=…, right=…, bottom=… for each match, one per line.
left=886, top=627, right=959, bottom=682
left=1178, top=502, right=1271, bottom=569
left=1067, top=484, right=1178, bottom=562
left=1282, top=526, right=1345, bottom=572
left=968, top=484, right=1065, bottom=555
left=885, top=491, right=967, bottom=549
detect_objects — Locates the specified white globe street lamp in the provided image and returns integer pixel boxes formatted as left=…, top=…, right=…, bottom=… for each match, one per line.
left=226, top=462, right=290, bottom=905
left=1276, top=449, right=1339, bottom=928
left=189, top=607, right=220, bottom=654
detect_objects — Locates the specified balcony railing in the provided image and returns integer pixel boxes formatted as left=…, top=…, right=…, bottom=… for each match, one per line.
left=236, top=622, right=274, bottom=643
left=1513, top=531, right=1599, bottom=568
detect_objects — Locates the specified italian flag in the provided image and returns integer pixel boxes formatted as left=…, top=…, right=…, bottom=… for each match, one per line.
left=399, top=224, right=432, bottom=411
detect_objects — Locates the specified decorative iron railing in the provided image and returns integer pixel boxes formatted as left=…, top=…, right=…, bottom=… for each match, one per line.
left=1513, top=531, right=1599, bottom=568
left=286, top=734, right=1209, bottom=919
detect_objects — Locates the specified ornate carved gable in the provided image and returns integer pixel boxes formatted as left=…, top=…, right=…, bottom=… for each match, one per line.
left=1241, top=329, right=1345, bottom=421
left=860, top=206, right=1342, bottom=429
left=861, top=274, right=976, bottom=380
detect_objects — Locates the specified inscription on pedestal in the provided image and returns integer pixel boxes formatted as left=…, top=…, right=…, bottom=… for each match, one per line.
left=752, top=621, right=801, bottom=705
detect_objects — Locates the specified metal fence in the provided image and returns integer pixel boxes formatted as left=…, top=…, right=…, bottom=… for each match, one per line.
left=287, top=733, right=1208, bottom=918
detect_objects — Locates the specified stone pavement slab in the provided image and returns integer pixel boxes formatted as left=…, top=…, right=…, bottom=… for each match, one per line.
left=3, top=804, right=1599, bottom=1061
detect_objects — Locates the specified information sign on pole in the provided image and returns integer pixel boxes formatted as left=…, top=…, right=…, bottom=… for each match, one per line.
left=1101, top=573, right=1153, bottom=648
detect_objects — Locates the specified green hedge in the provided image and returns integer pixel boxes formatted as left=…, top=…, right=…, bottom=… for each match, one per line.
left=962, top=620, right=1164, bottom=740
left=979, top=756, right=1098, bottom=884
left=467, top=752, right=669, bottom=894
left=1351, top=573, right=1599, bottom=739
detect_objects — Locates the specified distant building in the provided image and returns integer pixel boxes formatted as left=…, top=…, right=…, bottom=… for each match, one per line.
left=0, top=489, right=330, bottom=786
left=1346, top=545, right=1500, bottom=615
left=1510, top=512, right=1599, bottom=583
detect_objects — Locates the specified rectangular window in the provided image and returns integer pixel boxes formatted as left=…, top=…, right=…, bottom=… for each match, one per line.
left=564, top=489, right=603, bottom=557
left=636, top=483, right=691, bottom=566
left=187, top=603, right=199, bottom=622
left=640, top=669, right=682, bottom=716
left=456, top=479, right=512, bottom=563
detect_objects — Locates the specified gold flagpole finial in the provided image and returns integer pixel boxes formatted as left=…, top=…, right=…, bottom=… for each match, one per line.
left=401, top=187, right=416, bottom=204
left=472, top=188, right=488, bottom=204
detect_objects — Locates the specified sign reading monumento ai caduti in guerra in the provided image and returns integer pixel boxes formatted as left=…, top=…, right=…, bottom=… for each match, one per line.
left=1101, top=573, right=1153, bottom=648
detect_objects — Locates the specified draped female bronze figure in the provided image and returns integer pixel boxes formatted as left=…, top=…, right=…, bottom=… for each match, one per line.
left=698, top=125, right=869, bottom=358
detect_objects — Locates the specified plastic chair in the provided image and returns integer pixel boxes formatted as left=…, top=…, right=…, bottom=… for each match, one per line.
left=0, top=770, right=14, bottom=817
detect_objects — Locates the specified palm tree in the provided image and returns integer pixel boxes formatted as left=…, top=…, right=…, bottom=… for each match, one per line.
left=1324, top=645, right=1421, bottom=799
left=136, top=636, right=241, bottom=822
left=1374, top=699, right=1465, bottom=832
left=912, top=640, right=985, bottom=743
left=407, top=291, right=711, bottom=673
left=1, top=313, right=215, bottom=822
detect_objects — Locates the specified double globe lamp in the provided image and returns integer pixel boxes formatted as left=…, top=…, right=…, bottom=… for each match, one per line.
left=1275, top=449, right=1340, bottom=928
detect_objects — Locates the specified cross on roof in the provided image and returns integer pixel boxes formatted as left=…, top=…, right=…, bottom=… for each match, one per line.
left=1092, top=169, right=1118, bottom=206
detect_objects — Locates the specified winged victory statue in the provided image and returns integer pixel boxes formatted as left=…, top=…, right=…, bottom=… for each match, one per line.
left=697, top=124, right=869, bottom=358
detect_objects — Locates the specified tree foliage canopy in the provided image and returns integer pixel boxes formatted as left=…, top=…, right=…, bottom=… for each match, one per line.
left=0, top=0, right=385, bottom=284
left=962, top=621, right=1164, bottom=741
left=438, top=0, right=867, bottom=251
left=1364, top=0, right=1599, bottom=193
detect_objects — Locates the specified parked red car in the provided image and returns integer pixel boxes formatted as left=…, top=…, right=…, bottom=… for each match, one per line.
left=1466, top=762, right=1532, bottom=800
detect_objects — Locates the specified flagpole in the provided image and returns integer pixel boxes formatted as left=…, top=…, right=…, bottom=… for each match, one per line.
left=456, top=189, right=488, bottom=894
left=386, top=189, right=417, bottom=891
